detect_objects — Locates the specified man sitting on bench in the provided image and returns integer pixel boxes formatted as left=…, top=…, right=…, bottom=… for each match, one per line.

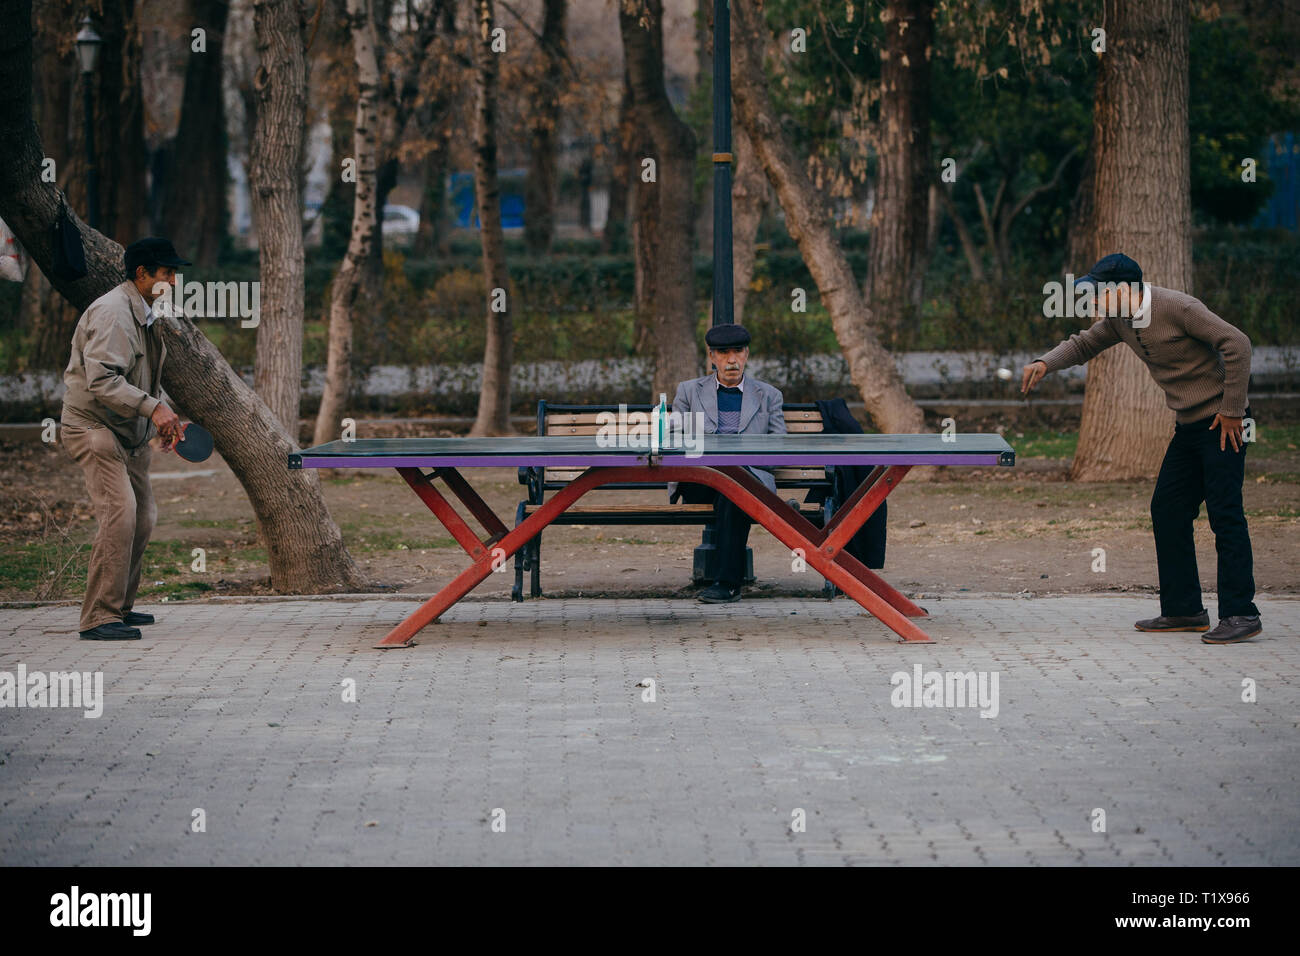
left=668, top=323, right=787, bottom=603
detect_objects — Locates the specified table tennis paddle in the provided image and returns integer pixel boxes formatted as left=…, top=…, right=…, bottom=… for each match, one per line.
left=173, top=422, right=214, bottom=463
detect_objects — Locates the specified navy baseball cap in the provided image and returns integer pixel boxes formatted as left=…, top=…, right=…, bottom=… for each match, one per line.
left=705, top=324, right=751, bottom=348
left=1075, top=253, right=1142, bottom=288
left=124, top=237, right=191, bottom=278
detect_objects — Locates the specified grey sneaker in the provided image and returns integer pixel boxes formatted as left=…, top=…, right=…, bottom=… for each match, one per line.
left=1201, top=616, right=1262, bottom=645
left=1135, top=610, right=1211, bottom=632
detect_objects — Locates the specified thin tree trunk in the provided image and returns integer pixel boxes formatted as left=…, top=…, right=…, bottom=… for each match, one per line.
left=620, top=0, right=699, bottom=398
left=602, top=74, right=633, bottom=252
left=21, top=0, right=78, bottom=370
left=0, top=0, right=366, bottom=593
left=731, top=0, right=924, bottom=435
left=314, top=0, right=381, bottom=448
left=524, top=0, right=566, bottom=256
left=469, top=0, right=513, bottom=436
left=94, top=0, right=149, bottom=243
left=250, top=0, right=309, bottom=439
left=866, top=0, right=933, bottom=344
left=1071, top=0, right=1188, bottom=481
left=730, top=123, right=769, bottom=325
left=159, top=0, right=229, bottom=267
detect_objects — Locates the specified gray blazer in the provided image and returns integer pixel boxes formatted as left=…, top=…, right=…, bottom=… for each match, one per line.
left=667, top=372, right=787, bottom=501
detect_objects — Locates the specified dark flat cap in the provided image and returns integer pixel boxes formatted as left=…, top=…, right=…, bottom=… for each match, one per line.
left=1075, top=252, right=1141, bottom=287
left=704, top=324, right=751, bottom=348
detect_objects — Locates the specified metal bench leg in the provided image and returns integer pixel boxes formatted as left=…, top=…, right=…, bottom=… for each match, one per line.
left=530, top=533, right=542, bottom=598
left=512, top=501, right=526, bottom=601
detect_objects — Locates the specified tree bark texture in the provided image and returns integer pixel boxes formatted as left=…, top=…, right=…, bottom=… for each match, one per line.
left=250, top=0, right=309, bottom=438
left=619, top=0, right=700, bottom=398
left=469, top=0, right=514, bottom=436
left=866, top=0, right=934, bottom=343
left=524, top=0, right=566, bottom=255
left=1071, top=0, right=1189, bottom=481
left=158, top=0, right=230, bottom=268
left=313, top=0, right=381, bottom=448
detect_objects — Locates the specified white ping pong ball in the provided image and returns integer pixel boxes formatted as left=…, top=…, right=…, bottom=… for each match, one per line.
left=996, top=367, right=1014, bottom=381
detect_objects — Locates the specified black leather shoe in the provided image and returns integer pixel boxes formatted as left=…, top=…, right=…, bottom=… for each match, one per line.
left=1134, top=610, right=1210, bottom=632
left=80, top=621, right=142, bottom=641
left=699, top=583, right=742, bottom=604
left=123, top=611, right=155, bottom=626
left=1202, top=616, right=1262, bottom=644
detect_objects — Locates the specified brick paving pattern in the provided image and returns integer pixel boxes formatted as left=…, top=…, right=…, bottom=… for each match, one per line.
left=1, top=594, right=1296, bottom=865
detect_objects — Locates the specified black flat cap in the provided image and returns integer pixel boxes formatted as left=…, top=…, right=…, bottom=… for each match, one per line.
left=1075, top=252, right=1142, bottom=288
left=124, top=237, right=192, bottom=277
left=704, top=324, right=751, bottom=348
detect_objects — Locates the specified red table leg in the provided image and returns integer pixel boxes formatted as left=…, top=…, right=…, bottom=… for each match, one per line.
left=377, top=462, right=934, bottom=647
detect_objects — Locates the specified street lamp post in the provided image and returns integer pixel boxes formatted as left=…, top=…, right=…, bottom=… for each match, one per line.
left=75, top=15, right=102, bottom=230
left=710, top=0, right=732, bottom=328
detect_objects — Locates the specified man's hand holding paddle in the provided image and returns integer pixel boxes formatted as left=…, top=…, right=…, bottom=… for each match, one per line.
left=1021, top=361, right=1047, bottom=394
left=150, top=403, right=185, bottom=452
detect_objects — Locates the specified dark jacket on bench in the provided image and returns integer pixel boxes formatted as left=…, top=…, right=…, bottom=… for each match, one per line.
left=667, top=372, right=786, bottom=502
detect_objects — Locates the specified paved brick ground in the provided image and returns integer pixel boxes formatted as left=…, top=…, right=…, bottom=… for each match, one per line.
left=1, top=594, right=1296, bottom=865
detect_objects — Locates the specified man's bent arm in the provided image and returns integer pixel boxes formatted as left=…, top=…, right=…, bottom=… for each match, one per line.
left=1033, top=317, right=1122, bottom=373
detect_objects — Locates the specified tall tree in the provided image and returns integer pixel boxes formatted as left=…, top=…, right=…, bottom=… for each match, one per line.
left=93, top=0, right=149, bottom=242
left=523, top=0, right=566, bottom=255
left=0, top=0, right=366, bottom=593
left=865, top=0, right=934, bottom=343
left=469, top=0, right=513, bottom=436
left=250, top=0, right=309, bottom=437
left=619, top=0, right=699, bottom=398
left=158, top=0, right=230, bottom=267
left=601, top=76, right=633, bottom=252
left=731, top=0, right=924, bottom=435
left=313, top=0, right=381, bottom=448
left=1071, top=0, right=1188, bottom=481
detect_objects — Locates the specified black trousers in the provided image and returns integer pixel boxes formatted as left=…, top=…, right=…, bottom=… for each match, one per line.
left=677, top=482, right=752, bottom=587
left=1151, top=412, right=1259, bottom=619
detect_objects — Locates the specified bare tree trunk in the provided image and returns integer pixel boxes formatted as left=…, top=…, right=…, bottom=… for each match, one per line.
left=159, top=0, right=229, bottom=267
left=524, top=0, right=566, bottom=256
left=94, top=0, right=149, bottom=243
left=731, top=0, right=924, bottom=435
left=729, top=124, right=769, bottom=325
left=620, top=0, right=699, bottom=398
left=20, top=0, right=78, bottom=370
left=0, top=0, right=366, bottom=593
left=469, top=0, right=514, bottom=436
left=866, top=0, right=933, bottom=344
left=630, top=119, right=657, bottom=356
left=314, top=0, right=381, bottom=448
left=250, top=0, right=308, bottom=439
left=602, top=75, right=633, bottom=252
left=1071, top=0, right=1188, bottom=481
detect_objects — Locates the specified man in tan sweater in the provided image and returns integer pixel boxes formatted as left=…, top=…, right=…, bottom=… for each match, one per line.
left=61, top=238, right=190, bottom=640
left=1022, top=253, right=1261, bottom=644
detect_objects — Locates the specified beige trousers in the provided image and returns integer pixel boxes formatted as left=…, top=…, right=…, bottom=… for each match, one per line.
left=60, top=422, right=155, bottom=631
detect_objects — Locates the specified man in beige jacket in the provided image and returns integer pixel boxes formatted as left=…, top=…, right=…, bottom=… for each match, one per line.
left=61, top=237, right=190, bottom=640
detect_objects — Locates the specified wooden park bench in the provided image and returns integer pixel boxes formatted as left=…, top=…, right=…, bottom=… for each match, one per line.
left=512, top=401, right=840, bottom=601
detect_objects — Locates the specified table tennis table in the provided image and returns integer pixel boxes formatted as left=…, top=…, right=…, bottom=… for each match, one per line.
left=289, top=433, right=1015, bottom=647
